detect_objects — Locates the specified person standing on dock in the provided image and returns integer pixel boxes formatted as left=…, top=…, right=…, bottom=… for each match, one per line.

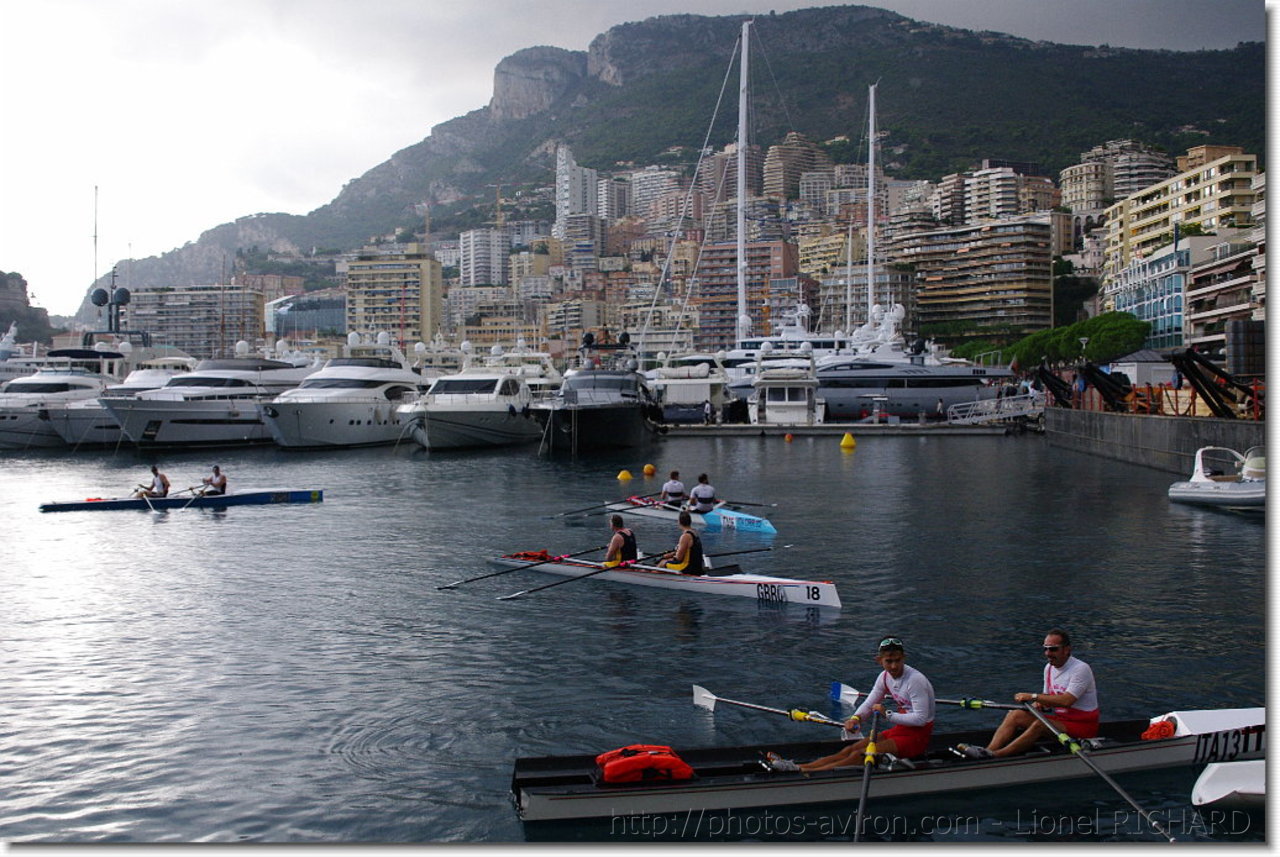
left=767, top=636, right=936, bottom=772
left=689, top=473, right=718, bottom=513
left=662, top=511, right=704, bottom=575
left=957, top=628, right=1099, bottom=759
left=603, top=515, right=638, bottom=568
left=703, top=399, right=713, bottom=425
left=660, top=471, right=686, bottom=508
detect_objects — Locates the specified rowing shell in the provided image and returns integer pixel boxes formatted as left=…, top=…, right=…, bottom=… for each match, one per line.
left=490, top=553, right=839, bottom=608
left=39, top=489, right=324, bottom=513
left=511, top=707, right=1265, bottom=822
left=603, top=496, right=777, bottom=534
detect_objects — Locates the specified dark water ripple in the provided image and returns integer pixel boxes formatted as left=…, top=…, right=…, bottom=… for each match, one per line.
left=0, top=436, right=1265, bottom=842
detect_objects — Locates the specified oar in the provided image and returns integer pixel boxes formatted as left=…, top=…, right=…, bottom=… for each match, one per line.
left=438, top=544, right=609, bottom=590
left=834, top=683, right=1014, bottom=712
left=722, top=500, right=778, bottom=508
left=691, top=685, right=847, bottom=727
left=853, top=710, right=881, bottom=843
left=1018, top=702, right=1177, bottom=842
left=704, top=547, right=775, bottom=559
left=497, top=557, right=639, bottom=601
left=545, top=491, right=661, bottom=519
left=178, top=486, right=206, bottom=511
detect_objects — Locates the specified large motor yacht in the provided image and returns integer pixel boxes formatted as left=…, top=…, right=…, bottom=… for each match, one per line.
left=101, top=341, right=320, bottom=448
left=398, top=341, right=560, bottom=451
left=260, top=332, right=429, bottom=448
left=46, top=353, right=198, bottom=448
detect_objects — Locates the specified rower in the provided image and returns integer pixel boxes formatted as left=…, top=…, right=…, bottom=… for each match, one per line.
left=200, top=464, right=228, bottom=496
left=688, top=473, right=717, bottom=513
left=662, top=511, right=704, bottom=575
left=603, top=514, right=638, bottom=568
left=135, top=465, right=170, bottom=498
left=957, top=628, right=1099, bottom=759
left=767, top=636, right=936, bottom=772
left=660, top=470, right=686, bottom=508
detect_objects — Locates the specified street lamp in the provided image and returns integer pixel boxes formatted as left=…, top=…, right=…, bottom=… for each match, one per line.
left=1079, top=337, right=1089, bottom=360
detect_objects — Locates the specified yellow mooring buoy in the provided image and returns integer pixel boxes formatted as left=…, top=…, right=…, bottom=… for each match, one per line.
left=840, top=432, right=856, bottom=449
left=617, top=469, right=634, bottom=481
left=643, top=463, right=656, bottom=476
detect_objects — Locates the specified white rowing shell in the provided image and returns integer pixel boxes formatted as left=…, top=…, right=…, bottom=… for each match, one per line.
left=491, top=555, right=839, bottom=608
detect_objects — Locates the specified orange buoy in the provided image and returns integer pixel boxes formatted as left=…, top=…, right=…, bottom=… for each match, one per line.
left=643, top=464, right=656, bottom=476
left=784, top=433, right=794, bottom=442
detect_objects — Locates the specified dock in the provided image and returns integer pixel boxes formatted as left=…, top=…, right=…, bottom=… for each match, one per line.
left=662, top=421, right=1011, bottom=438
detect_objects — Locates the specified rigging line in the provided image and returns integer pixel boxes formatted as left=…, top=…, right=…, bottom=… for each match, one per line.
left=750, top=22, right=795, bottom=134
left=641, top=32, right=742, bottom=349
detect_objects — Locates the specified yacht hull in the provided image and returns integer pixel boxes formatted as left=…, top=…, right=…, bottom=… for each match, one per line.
left=260, top=401, right=413, bottom=448
left=0, top=410, right=67, bottom=449
left=537, top=403, right=658, bottom=452
left=408, top=408, right=544, bottom=450
left=103, top=397, right=276, bottom=447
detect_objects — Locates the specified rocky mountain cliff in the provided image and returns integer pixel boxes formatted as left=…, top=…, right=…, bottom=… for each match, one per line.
left=73, top=4, right=1264, bottom=322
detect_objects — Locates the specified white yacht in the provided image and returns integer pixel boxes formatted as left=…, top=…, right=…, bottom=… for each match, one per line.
left=46, top=353, right=198, bottom=448
left=0, top=321, right=46, bottom=386
left=260, top=332, right=430, bottom=449
left=397, top=341, right=557, bottom=450
left=746, top=348, right=825, bottom=426
left=0, top=344, right=139, bottom=449
left=101, top=341, right=320, bottom=448
left=645, top=352, right=732, bottom=424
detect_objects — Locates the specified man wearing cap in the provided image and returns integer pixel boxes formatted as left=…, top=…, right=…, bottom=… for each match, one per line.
left=201, top=465, right=227, bottom=496
left=958, top=628, right=1098, bottom=759
left=769, top=636, right=936, bottom=772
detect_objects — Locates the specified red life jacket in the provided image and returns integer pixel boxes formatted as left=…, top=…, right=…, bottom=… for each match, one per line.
left=595, top=744, right=695, bottom=784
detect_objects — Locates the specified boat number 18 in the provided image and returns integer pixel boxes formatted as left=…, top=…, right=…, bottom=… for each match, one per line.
left=756, top=585, right=824, bottom=603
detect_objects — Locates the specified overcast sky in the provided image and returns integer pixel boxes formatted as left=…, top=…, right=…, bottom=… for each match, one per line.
left=0, top=0, right=1267, bottom=316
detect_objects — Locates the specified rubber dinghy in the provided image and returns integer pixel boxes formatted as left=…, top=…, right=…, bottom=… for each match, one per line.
left=40, top=489, right=324, bottom=512
left=490, top=552, right=839, bottom=607
left=603, top=495, right=777, bottom=534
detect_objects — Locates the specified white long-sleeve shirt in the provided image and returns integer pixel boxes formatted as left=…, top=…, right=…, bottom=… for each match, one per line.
left=855, top=664, right=936, bottom=727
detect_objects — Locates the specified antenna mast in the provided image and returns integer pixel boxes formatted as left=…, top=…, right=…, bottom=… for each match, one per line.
left=735, top=19, right=751, bottom=348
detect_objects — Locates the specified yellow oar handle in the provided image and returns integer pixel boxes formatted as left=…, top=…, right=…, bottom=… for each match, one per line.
left=862, top=738, right=877, bottom=766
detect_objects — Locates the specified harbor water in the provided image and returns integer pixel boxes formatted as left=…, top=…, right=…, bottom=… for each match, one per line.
left=0, top=433, right=1265, bottom=842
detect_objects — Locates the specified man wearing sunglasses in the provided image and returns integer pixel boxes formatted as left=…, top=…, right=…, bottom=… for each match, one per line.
left=959, top=628, right=1099, bottom=759
left=768, top=636, right=935, bottom=772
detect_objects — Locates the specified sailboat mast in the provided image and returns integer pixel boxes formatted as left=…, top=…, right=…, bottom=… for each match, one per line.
left=866, top=83, right=877, bottom=322
left=736, top=19, right=750, bottom=347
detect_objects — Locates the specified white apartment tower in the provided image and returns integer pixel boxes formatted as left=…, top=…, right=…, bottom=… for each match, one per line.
left=553, top=146, right=597, bottom=240
left=459, top=228, right=511, bottom=287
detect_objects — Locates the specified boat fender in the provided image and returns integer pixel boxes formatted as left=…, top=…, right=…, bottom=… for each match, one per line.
left=595, top=744, right=695, bottom=784
left=1141, top=719, right=1177, bottom=740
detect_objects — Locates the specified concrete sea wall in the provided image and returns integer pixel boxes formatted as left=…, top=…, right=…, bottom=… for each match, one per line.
left=1045, top=409, right=1266, bottom=475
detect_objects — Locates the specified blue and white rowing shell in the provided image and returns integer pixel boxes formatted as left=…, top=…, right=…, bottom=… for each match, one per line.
left=603, top=497, right=777, bottom=534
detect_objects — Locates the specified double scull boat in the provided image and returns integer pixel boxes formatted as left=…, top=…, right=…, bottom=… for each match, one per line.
left=490, top=552, right=839, bottom=607
left=602, top=495, right=777, bottom=534
left=511, top=706, right=1264, bottom=822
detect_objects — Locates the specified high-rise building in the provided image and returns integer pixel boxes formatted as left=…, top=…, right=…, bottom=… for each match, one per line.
left=553, top=146, right=597, bottom=239
left=459, top=228, right=511, bottom=286
left=896, top=215, right=1054, bottom=335
left=1103, top=145, right=1258, bottom=281
left=124, top=282, right=266, bottom=359
left=690, top=240, right=800, bottom=348
left=345, top=244, right=444, bottom=348
left=762, top=132, right=833, bottom=202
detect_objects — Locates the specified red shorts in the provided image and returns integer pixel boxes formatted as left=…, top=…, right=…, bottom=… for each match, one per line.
left=1051, top=707, right=1100, bottom=739
left=879, top=722, right=934, bottom=758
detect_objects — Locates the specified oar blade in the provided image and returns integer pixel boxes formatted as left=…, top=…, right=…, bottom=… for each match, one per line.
left=691, top=685, right=717, bottom=711
left=831, top=682, right=861, bottom=706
